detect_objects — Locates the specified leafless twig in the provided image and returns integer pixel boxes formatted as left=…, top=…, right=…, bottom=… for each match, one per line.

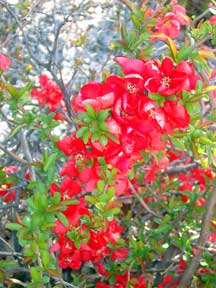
left=128, top=180, right=162, bottom=218
left=178, top=183, right=216, bottom=287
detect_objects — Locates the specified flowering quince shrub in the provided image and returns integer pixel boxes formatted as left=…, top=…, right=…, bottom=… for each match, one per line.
left=1, top=0, right=216, bottom=287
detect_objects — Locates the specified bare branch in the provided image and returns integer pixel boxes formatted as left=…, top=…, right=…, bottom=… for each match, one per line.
left=0, top=143, right=29, bottom=165
left=128, top=180, right=162, bottom=218
left=20, top=130, right=36, bottom=181
left=178, top=183, right=216, bottom=287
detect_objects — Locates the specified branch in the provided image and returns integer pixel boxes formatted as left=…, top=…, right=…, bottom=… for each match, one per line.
left=118, top=0, right=136, bottom=11
left=20, top=130, right=36, bottom=181
left=128, top=180, right=162, bottom=218
left=178, top=183, right=216, bottom=287
left=164, top=163, right=199, bottom=175
left=0, top=143, right=29, bottom=165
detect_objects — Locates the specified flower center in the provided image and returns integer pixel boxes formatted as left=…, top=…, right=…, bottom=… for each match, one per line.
left=120, top=109, right=128, bottom=118
left=75, top=153, right=84, bottom=161
left=161, top=76, right=171, bottom=87
left=149, top=109, right=156, bottom=119
left=127, top=82, right=137, bottom=94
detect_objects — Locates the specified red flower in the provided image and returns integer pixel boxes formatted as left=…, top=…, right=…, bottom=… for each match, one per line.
left=154, top=13, right=181, bottom=38
left=56, top=133, right=86, bottom=157
left=208, top=231, right=216, bottom=242
left=0, top=54, right=10, bottom=70
left=209, top=15, right=216, bottom=25
left=145, top=57, right=196, bottom=96
left=158, top=275, right=179, bottom=288
left=96, top=283, right=111, bottom=288
left=111, top=247, right=128, bottom=261
left=31, top=75, right=66, bottom=120
left=73, top=81, right=115, bottom=112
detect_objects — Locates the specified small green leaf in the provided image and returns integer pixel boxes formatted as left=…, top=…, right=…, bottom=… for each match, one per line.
left=44, top=153, right=58, bottom=172
left=171, top=137, right=185, bottom=150
left=85, top=104, right=97, bottom=119
left=41, top=250, right=50, bottom=267
left=10, top=124, right=26, bottom=137
left=176, top=46, right=192, bottom=62
left=5, top=223, right=22, bottom=231
left=98, top=109, right=110, bottom=121
left=97, top=180, right=105, bottom=192
left=30, top=266, right=42, bottom=283
left=52, top=192, right=61, bottom=205
left=0, top=260, right=17, bottom=269
left=57, top=212, right=69, bottom=227
left=99, top=135, right=108, bottom=146
left=85, top=195, right=98, bottom=205
left=91, top=131, right=100, bottom=142
left=76, top=126, right=89, bottom=138
left=83, top=129, right=90, bottom=144
left=148, top=93, right=164, bottom=101
left=104, top=208, right=120, bottom=218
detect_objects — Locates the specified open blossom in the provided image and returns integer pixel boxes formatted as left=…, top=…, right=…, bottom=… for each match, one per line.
left=150, top=0, right=189, bottom=39
left=209, top=15, right=216, bottom=25
left=0, top=54, right=10, bottom=70
left=31, top=75, right=66, bottom=120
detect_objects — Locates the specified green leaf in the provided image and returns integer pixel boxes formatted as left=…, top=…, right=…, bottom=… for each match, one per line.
left=60, top=199, right=79, bottom=206
left=85, top=104, right=97, bottom=119
left=148, top=93, right=164, bottom=101
left=76, top=126, right=89, bottom=138
left=52, top=192, right=61, bottom=205
left=99, top=122, right=109, bottom=132
left=10, top=124, right=26, bottom=137
left=57, top=212, right=69, bottom=227
left=171, top=137, right=185, bottom=150
left=198, top=136, right=212, bottom=144
left=99, top=135, right=108, bottom=146
left=104, top=208, right=120, bottom=218
left=41, top=250, right=50, bottom=267
left=5, top=223, right=22, bottom=231
left=176, top=46, right=192, bottom=62
left=0, top=260, right=17, bottom=269
left=85, top=195, right=98, bottom=205
left=44, top=153, right=58, bottom=172
left=97, top=180, right=105, bottom=192
left=98, top=109, right=110, bottom=122
left=30, top=266, right=42, bottom=283
left=106, top=187, right=115, bottom=199
left=42, top=276, right=50, bottom=284
left=91, top=131, right=100, bottom=142
left=83, top=129, right=90, bottom=144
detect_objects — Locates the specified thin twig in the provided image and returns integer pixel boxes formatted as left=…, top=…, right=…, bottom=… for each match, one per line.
left=20, top=129, right=36, bottom=181
left=0, top=143, right=29, bottom=165
left=128, top=180, right=162, bottom=218
left=0, top=251, right=22, bottom=256
left=164, top=163, right=199, bottom=175
left=50, top=276, right=79, bottom=288
left=118, top=0, right=136, bottom=11
left=178, top=183, right=216, bottom=287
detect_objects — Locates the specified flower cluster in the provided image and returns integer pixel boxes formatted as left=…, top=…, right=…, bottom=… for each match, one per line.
left=51, top=53, right=204, bottom=286
left=31, top=75, right=66, bottom=120
left=147, top=0, right=189, bottom=39
left=0, top=166, right=17, bottom=202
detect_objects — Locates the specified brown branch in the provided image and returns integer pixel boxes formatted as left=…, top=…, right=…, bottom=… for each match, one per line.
left=178, top=183, right=216, bottom=287
left=164, top=163, right=199, bottom=175
left=128, top=180, right=162, bottom=218
left=20, top=129, right=36, bottom=181
left=118, top=0, right=136, bottom=11
left=0, top=143, right=29, bottom=165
